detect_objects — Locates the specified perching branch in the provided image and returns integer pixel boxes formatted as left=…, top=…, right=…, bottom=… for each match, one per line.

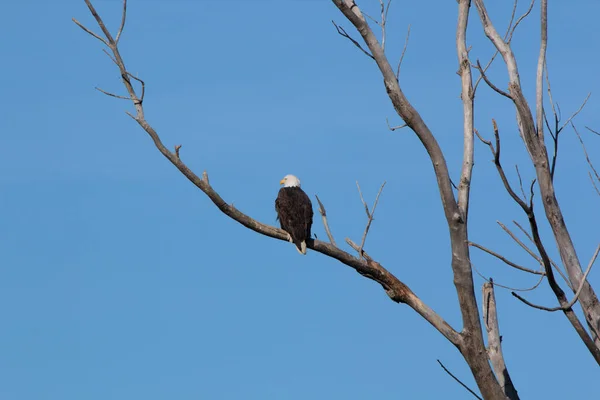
left=75, top=0, right=463, bottom=351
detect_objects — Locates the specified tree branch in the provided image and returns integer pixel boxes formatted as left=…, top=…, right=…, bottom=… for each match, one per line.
left=457, top=0, right=475, bottom=219
left=331, top=20, right=375, bottom=60
left=483, top=280, right=519, bottom=400
left=355, top=181, right=386, bottom=259
left=396, top=24, right=411, bottom=79
left=535, top=0, right=548, bottom=140
left=315, top=194, right=337, bottom=246
left=75, top=0, right=463, bottom=350
left=331, top=1, right=506, bottom=396
left=437, top=360, right=482, bottom=400
left=469, top=241, right=543, bottom=275
left=474, top=0, right=600, bottom=353
left=513, top=244, right=600, bottom=312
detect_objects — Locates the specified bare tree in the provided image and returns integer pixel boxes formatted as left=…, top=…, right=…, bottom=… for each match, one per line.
left=73, top=0, right=599, bottom=398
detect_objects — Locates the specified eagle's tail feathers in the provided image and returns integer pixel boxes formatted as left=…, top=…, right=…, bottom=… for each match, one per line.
left=297, top=240, right=307, bottom=255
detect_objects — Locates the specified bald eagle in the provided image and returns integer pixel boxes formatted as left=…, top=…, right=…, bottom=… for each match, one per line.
left=275, top=174, right=314, bottom=255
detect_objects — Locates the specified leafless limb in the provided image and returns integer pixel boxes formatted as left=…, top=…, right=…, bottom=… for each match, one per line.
left=476, top=121, right=573, bottom=293
left=503, top=0, right=519, bottom=41
left=72, top=17, right=109, bottom=47
left=174, top=145, right=182, bottom=159
left=396, top=24, right=411, bottom=79
left=505, top=221, right=572, bottom=288
left=474, top=61, right=512, bottom=99
left=386, top=117, right=407, bottom=131
left=469, top=241, right=543, bottom=275
left=102, top=48, right=118, bottom=66
left=473, top=264, right=545, bottom=292
left=476, top=120, right=528, bottom=211
left=474, top=0, right=600, bottom=357
left=483, top=280, right=519, bottom=400
left=512, top=220, right=568, bottom=280
left=437, top=360, right=483, bottom=400
left=512, top=220, right=534, bottom=245
left=513, top=244, right=600, bottom=311
left=456, top=0, right=474, bottom=220
left=115, top=0, right=127, bottom=43
left=362, top=0, right=392, bottom=52
left=586, top=126, right=600, bottom=136
left=315, top=195, right=337, bottom=246
left=95, top=87, right=131, bottom=100
left=535, top=0, right=548, bottom=140
left=332, top=21, right=375, bottom=60
left=515, top=165, right=527, bottom=202
left=506, top=0, right=536, bottom=43
left=558, top=93, right=591, bottom=133
left=345, top=238, right=373, bottom=261
left=547, top=92, right=592, bottom=180
left=77, top=0, right=465, bottom=351
left=573, top=123, right=600, bottom=197
left=355, top=181, right=386, bottom=259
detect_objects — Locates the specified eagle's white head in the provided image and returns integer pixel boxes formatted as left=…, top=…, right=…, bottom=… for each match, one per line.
left=280, top=174, right=301, bottom=188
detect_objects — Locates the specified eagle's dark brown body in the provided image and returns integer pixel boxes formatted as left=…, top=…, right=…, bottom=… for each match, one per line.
left=275, top=186, right=313, bottom=254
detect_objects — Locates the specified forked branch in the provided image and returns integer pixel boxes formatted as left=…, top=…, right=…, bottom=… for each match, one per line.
left=354, top=181, right=386, bottom=259
left=315, top=195, right=337, bottom=246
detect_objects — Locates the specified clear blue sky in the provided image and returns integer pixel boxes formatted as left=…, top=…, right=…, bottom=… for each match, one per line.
left=1, top=1, right=599, bottom=399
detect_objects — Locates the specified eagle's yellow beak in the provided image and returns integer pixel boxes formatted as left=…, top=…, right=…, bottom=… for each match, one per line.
left=280, top=179, right=285, bottom=185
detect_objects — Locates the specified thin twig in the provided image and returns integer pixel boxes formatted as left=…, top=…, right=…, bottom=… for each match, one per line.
left=345, top=238, right=373, bottom=261
left=513, top=244, right=599, bottom=311
left=396, top=24, right=411, bottom=79
left=386, top=117, right=407, bottom=131
left=356, top=181, right=386, bottom=258
left=115, top=0, right=127, bottom=43
left=512, top=220, right=572, bottom=288
left=573, top=123, right=600, bottom=196
left=356, top=181, right=370, bottom=218
left=437, top=360, right=483, bottom=400
left=558, top=93, right=591, bottom=133
left=473, top=264, right=545, bottom=292
left=332, top=21, right=375, bottom=60
left=474, top=61, right=512, bottom=99
left=498, top=222, right=544, bottom=264
left=72, top=18, right=109, bottom=47
left=315, top=195, right=337, bottom=246
left=503, top=0, right=519, bottom=41
left=507, top=0, right=536, bottom=43
left=95, top=87, right=131, bottom=100
left=469, top=241, right=543, bottom=275
left=102, top=48, right=119, bottom=66
left=515, top=165, right=527, bottom=202
left=586, top=126, right=600, bottom=136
